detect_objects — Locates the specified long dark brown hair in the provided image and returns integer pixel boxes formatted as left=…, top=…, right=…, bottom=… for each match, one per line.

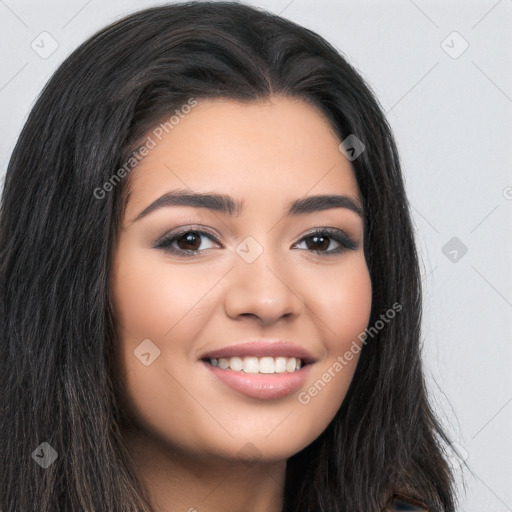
left=1, top=2, right=458, bottom=510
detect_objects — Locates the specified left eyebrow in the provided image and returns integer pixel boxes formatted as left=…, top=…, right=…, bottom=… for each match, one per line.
left=131, top=189, right=363, bottom=223
left=287, top=194, right=363, bottom=217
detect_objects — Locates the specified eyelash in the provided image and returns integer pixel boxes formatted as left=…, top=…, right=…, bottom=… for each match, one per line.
left=154, top=226, right=358, bottom=257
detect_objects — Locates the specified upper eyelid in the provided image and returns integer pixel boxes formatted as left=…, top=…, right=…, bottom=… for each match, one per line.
left=154, top=226, right=220, bottom=247
left=157, top=225, right=350, bottom=239
left=155, top=226, right=356, bottom=249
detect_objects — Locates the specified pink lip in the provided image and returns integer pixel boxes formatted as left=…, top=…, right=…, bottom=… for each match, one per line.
left=199, top=340, right=317, bottom=364
left=199, top=340, right=317, bottom=400
left=203, top=361, right=313, bottom=400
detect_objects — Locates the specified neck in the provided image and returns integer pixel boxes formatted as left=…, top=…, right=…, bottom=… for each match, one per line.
left=122, top=428, right=287, bottom=512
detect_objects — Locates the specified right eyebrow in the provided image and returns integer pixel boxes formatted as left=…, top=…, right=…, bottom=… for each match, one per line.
left=131, top=189, right=363, bottom=224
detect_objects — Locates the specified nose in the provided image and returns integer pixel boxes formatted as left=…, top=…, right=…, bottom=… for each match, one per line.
left=224, top=245, right=304, bottom=326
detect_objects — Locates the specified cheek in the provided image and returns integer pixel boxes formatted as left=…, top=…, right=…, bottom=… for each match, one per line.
left=310, top=255, right=372, bottom=348
left=111, top=246, right=212, bottom=341
left=331, top=261, right=372, bottom=341
left=111, top=250, right=216, bottom=447
left=293, top=256, right=372, bottom=438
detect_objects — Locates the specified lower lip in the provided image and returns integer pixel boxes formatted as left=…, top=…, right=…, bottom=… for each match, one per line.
left=203, top=361, right=312, bottom=400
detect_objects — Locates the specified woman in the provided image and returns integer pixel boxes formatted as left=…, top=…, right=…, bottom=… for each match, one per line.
left=0, top=2, right=458, bottom=510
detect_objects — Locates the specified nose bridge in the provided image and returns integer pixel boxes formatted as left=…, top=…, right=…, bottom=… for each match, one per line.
left=224, top=235, right=303, bottom=323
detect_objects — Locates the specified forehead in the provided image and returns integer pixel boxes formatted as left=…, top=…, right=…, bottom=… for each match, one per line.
left=124, top=95, right=361, bottom=218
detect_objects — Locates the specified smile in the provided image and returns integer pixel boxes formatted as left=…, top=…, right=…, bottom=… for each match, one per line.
left=207, top=356, right=303, bottom=373
left=199, top=340, right=317, bottom=399
left=202, top=359, right=313, bottom=400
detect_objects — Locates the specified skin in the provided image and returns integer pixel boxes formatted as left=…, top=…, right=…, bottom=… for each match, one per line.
left=110, top=95, right=372, bottom=512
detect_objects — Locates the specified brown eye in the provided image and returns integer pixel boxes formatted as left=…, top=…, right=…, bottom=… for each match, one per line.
left=154, top=228, right=220, bottom=256
left=293, top=228, right=358, bottom=254
left=176, top=232, right=202, bottom=251
left=304, top=234, right=331, bottom=251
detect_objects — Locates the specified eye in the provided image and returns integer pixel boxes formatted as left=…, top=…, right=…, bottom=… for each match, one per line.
left=154, top=228, right=221, bottom=256
left=292, top=228, right=357, bottom=255
left=154, top=226, right=357, bottom=257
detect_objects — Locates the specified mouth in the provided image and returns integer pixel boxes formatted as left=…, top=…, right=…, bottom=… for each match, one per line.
left=202, top=355, right=308, bottom=374
left=199, top=340, right=317, bottom=400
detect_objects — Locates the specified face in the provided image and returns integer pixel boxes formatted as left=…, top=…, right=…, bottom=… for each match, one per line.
left=111, top=95, right=372, bottom=464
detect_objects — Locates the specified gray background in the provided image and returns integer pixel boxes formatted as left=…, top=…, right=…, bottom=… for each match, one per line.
left=1, top=0, right=511, bottom=510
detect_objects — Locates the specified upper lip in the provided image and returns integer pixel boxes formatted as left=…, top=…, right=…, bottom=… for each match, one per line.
left=200, top=339, right=318, bottom=364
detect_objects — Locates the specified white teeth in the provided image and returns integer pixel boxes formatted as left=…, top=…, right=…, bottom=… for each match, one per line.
left=243, top=357, right=259, bottom=374
left=208, top=355, right=304, bottom=373
left=259, top=356, right=275, bottom=374
left=217, top=358, right=229, bottom=369
left=274, top=357, right=287, bottom=373
left=286, top=358, right=296, bottom=372
left=229, top=356, right=243, bottom=371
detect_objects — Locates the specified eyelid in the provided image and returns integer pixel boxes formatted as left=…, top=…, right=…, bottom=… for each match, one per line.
left=153, top=225, right=222, bottom=251
left=293, top=227, right=358, bottom=252
left=154, top=225, right=358, bottom=256
left=298, top=226, right=355, bottom=243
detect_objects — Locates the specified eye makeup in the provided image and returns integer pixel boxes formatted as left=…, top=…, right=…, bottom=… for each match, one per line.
left=153, top=225, right=358, bottom=257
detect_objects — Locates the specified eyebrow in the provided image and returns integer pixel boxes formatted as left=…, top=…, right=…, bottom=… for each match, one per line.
left=131, top=188, right=363, bottom=223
